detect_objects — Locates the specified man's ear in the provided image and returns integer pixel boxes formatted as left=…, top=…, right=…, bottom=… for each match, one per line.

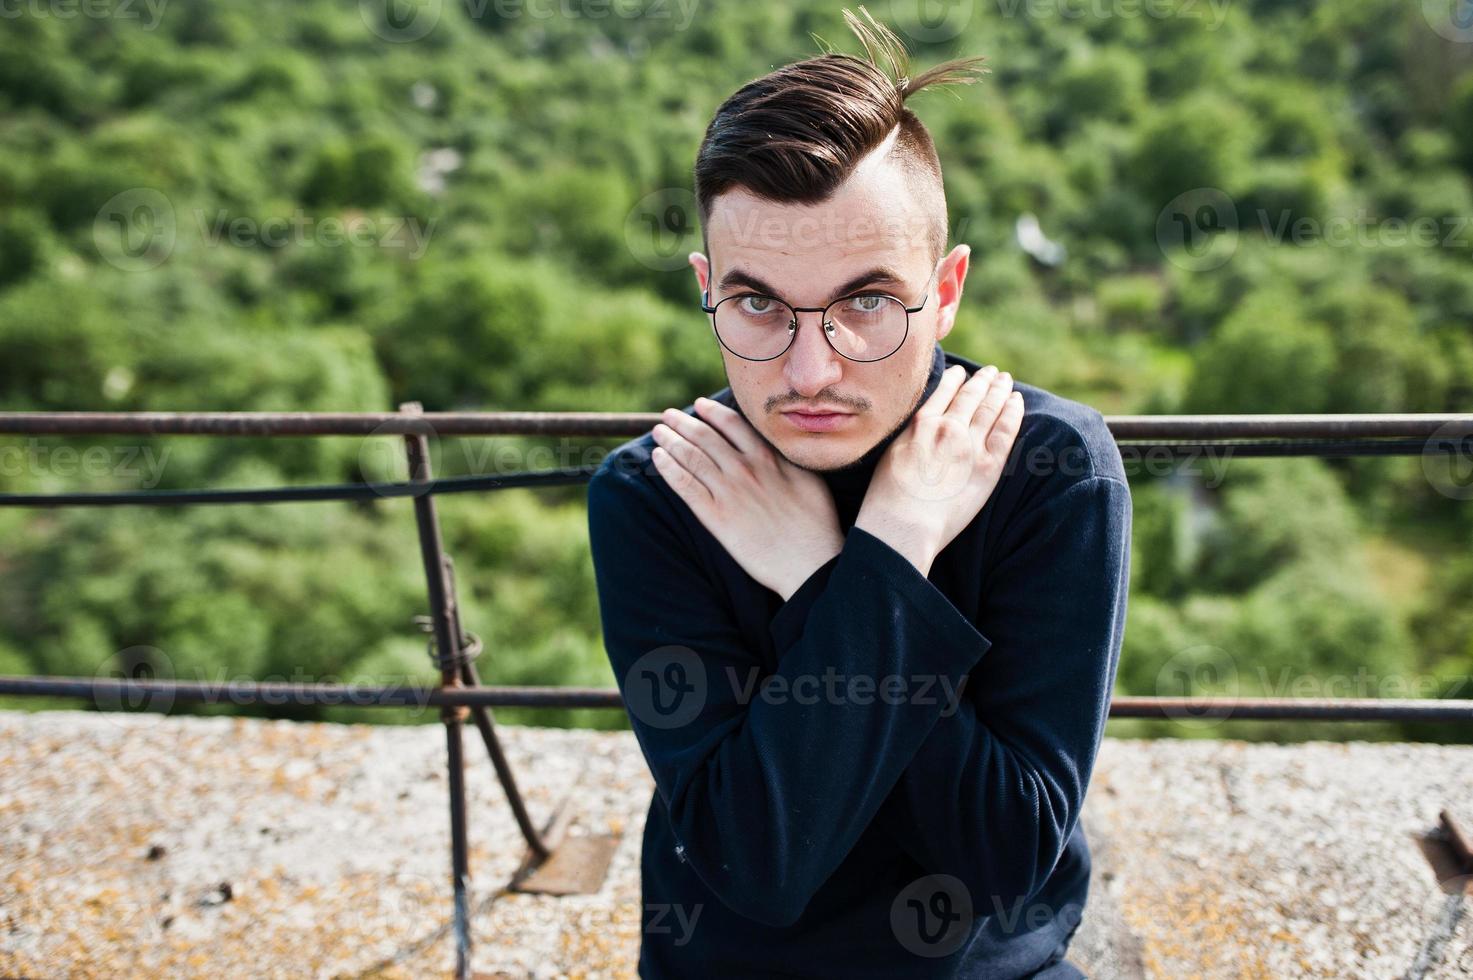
left=933, top=244, right=970, bottom=342
left=689, top=252, right=711, bottom=301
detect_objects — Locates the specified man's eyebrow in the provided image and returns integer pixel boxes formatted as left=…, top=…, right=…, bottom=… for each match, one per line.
left=715, top=266, right=909, bottom=302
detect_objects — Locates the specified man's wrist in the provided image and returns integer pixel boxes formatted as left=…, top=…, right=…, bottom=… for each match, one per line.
left=852, top=508, right=938, bottom=578
left=776, top=540, right=844, bottom=602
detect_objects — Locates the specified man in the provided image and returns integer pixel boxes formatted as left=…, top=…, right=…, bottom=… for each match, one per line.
left=586, top=11, right=1131, bottom=978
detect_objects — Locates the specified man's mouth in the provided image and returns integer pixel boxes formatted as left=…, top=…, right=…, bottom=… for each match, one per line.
left=781, top=409, right=855, bottom=433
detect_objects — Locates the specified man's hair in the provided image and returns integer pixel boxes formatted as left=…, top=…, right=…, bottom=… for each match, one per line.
left=693, top=7, right=988, bottom=264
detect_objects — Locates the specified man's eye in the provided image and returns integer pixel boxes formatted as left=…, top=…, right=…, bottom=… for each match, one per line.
left=738, top=295, right=778, bottom=315
left=847, top=294, right=887, bottom=313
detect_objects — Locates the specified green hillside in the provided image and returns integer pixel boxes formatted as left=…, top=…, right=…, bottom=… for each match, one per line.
left=1, top=0, right=1471, bottom=739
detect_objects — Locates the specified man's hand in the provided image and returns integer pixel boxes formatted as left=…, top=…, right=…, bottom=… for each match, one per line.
left=650, top=396, right=844, bottom=601
left=854, top=364, right=1024, bottom=577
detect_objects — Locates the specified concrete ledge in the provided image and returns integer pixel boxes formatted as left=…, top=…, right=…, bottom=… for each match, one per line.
left=1, top=710, right=1469, bottom=978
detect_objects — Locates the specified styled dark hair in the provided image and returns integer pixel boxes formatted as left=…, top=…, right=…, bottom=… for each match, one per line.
left=693, top=7, right=988, bottom=263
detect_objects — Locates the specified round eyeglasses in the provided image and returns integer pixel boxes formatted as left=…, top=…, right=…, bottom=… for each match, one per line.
left=700, top=284, right=929, bottom=363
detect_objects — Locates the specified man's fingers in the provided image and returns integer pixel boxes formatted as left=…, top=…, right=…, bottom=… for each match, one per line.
left=658, top=407, right=743, bottom=475
left=916, top=364, right=970, bottom=419
left=691, top=396, right=764, bottom=455
left=651, top=422, right=723, bottom=493
left=982, top=390, right=1025, bottom=460
left=969, top=370, right=1014, bottom=433
left=944, top=364, right=1000, bottom=424
left=651, top=444, right=715, bottom=509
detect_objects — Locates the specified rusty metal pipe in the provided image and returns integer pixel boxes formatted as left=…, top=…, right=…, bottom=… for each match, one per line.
left=0, top=410, right=1469, bottom=440
left=6, top=676, right=1473, bottom=722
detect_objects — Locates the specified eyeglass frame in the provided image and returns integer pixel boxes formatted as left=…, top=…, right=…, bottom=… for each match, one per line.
left=699, top=271, right=935, bottom=363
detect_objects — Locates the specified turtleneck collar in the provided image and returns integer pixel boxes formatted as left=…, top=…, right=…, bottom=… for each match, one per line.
left=705, top=339, right=953, bottom=525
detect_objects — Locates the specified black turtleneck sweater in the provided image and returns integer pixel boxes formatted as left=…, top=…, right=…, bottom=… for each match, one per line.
left=586, top=340, right=1132, bottom=979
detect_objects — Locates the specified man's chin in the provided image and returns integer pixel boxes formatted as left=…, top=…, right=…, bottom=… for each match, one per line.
left=770, top=433, right=872, bottom=474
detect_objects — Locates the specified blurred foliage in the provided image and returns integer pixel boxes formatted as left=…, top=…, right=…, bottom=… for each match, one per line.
left=0, top=0, right=1470, bottom=741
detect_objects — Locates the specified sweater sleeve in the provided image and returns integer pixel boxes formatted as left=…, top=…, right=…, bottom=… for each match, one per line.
left=842, top=475, right=1132, bottom=912
left=586, top=461, right=993, bottom=928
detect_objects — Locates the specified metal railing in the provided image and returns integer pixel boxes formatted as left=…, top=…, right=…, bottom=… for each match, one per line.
left=1, top=406, right=1472, bottom=978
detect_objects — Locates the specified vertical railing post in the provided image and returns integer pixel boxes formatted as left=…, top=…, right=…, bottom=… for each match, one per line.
left=400, top=402, right=473, bottom=980
left=447, top=555, right=553, bottom=863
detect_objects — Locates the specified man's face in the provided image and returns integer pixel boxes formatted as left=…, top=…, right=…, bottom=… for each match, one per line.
left=689, top=136, right=971, bottom=473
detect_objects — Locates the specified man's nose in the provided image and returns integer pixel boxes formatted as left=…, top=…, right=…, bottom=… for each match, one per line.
left=783, top=309, right=843, bottom=396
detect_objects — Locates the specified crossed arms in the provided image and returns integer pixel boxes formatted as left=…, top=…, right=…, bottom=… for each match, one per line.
left=587, top=453, right=1131, bottom=929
